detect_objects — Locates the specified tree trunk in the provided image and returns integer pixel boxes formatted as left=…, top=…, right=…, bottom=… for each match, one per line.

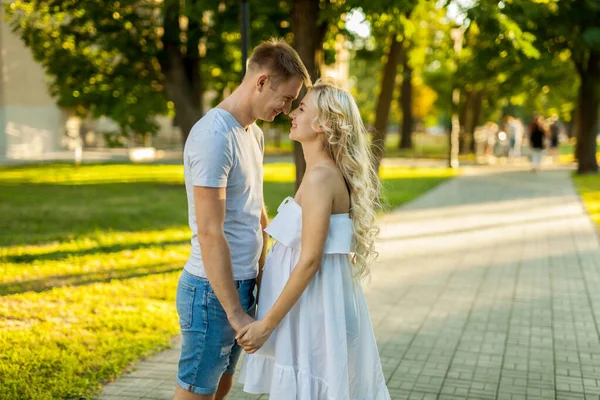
left=458, top=91, right=473, bottom=154
left=574, top=107, right=582, bottom=161
left=291, top=0, right=327, bottom=191
left=399, top=45, right=413, bottom=150
left=459, top=91, right=471, bottom=132
left=185, top=18, right=203, bottom=114
left=470, top=90, right=484, bottom=153
left=159, top=0, right=203, bottom=145
left=449, top=87, right=460, bottom=168
left=371, top=35, right=402, bottom=174
left=568, top=108, right=577, bottom=139
left=575, top=51, right=599, bottom=174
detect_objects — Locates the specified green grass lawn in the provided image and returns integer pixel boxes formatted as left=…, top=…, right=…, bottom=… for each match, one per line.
left=573, top=173, right=600, bottom=230
left=0, top=163, right=455, bottom=400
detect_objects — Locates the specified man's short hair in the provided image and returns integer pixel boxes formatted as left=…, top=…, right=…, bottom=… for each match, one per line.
left=247, top=38, right=311, bottom=88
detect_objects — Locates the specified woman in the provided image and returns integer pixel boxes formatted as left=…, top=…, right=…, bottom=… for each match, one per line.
left=529, top=115, right=546, bottom=172
left=237, top=81, right=390, bottom=399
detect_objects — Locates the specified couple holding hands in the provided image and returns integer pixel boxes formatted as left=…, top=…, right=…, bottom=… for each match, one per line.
left=174, top=38, right=390, bottom=400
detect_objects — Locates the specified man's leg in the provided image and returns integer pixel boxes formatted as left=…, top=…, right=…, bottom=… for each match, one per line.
left=213, top=279, right=257, bottom=400
left=175, top=272, right=230, bottom=400
left=174, top=374, right=233, bottom=400
left=214, top=374, right=234, bottom=400
left=174, top=385, right=214, bottom=400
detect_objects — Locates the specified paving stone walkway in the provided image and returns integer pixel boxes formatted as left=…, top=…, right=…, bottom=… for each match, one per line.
left=97, top=166, right=600, bottom=400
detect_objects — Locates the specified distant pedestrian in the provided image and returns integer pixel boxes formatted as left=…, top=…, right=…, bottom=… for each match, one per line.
left=548, top=115, right=562, bottom=164
left=529, top=115, right=546, bottom=172
left=507, top=116, right=524, bottom=160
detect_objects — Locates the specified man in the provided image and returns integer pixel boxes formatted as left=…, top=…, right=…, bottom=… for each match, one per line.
left=174, top=39, right=310, bottom=400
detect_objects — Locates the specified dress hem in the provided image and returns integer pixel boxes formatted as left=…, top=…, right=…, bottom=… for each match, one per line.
left=239, top=354, right=390, bottom=400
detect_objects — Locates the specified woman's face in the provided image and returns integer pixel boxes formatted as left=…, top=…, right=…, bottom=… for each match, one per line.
left=289, top=91, right=322, bottom=143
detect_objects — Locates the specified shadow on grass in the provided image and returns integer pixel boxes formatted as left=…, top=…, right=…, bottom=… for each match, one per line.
left=0, top=262, right=181, bottom=296
left=3, top=239, right=190, bottom=263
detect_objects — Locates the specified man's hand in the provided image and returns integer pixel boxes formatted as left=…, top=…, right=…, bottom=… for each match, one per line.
left=236, top=319, right=274, bottom=354
left=228, top=309, right=255, bottom=334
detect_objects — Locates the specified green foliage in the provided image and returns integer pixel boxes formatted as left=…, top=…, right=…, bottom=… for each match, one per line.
left=451, top=0, right=581, bottom=123
left=349, top=56, right=385, bottom=124
left=6, top=0, right=168, bottom=138
left=349, top=0, right=445, bottom=126
left=4, top=0, right=290, bottom=140
left=583, top=27, right=600, bottom=49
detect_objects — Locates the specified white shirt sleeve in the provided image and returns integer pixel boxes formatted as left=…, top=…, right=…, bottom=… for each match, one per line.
left=186, top=130, right=233, bottom=188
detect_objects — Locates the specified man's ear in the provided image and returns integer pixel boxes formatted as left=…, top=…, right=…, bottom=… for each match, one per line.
left=257, top=74, right=268, bottom=92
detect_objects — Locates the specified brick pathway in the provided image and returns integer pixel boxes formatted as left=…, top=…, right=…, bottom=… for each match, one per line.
left=97, top=166, right=600, bottom=400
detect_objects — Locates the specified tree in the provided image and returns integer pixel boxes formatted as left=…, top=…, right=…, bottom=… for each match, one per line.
left=364, top=4, right=416, bottom=173
left=6, top=1, right=169, bottom=140
left=395, top=1, right=447, bottom=150
left=398, top=41, right=414, bottom=149
left=521, top=0, right=600, bottom=174
left=467, top=0, right=598, bottom=173
left=5, top=0, right=290, bottom=143
left=290, top=0, right=329, bottom=190
left=371, top=34, right=403, bottom=172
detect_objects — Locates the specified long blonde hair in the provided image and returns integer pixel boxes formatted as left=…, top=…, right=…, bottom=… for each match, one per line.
left=308, top=81, right=380, bottom=279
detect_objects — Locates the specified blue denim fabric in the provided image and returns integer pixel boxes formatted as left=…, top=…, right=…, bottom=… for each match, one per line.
left=175, top=269, right=256, bottom=395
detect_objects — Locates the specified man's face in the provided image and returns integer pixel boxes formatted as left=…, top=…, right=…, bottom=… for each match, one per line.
left=256, top=76, right=303, bottom=122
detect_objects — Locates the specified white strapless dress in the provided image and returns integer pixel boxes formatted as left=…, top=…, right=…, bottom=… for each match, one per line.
left=239, top=197, right=390, bottom=400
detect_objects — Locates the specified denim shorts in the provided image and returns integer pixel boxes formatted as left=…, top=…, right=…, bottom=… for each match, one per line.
left=175, top=269, right=256, bottom=395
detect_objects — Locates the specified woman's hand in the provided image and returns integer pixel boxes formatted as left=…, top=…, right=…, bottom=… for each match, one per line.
left=236, top=319, right=274, bottom=354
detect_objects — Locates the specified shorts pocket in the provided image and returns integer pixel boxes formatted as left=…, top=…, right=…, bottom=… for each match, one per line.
left=176, top=281, right=195, bottom=329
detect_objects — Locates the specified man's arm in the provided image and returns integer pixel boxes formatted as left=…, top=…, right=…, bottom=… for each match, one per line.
left=194, top=186, right=254, bottom=332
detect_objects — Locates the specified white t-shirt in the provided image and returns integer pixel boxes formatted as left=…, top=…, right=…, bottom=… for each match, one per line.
left=183, top=108, right=264, bottom=280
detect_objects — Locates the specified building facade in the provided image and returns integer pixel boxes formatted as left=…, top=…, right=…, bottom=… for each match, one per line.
left=0, top=7, right=64, bottom=161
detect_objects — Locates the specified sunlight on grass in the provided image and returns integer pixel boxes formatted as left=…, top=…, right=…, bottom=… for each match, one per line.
left=264, top=141, right=293, bottom=155
left=263, top=163, right=296, bottom=182
left=0, top=163, right=298, bottom=185
left=379, top=165, right=457, bottom=180
left=1, top=244, right=188, bottom=295
left=2, top=228, right=189, bottom=257
left=0, top=162, right=455, bottom=185
left=0, top=162, right=457, bottom=399
left=573, top=174, right=600, bottom=229
left=0, top=272, right=179, bottom=400
left=0, top=164, right=185, bottom=185
left=559, top=151, right=600, bottom=165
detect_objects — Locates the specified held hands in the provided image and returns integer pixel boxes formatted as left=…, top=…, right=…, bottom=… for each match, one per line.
left=236, top=319, right=274, bottom=354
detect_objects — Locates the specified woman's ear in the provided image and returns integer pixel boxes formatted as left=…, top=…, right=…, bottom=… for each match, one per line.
left=316, top=120, right=331, bottom=133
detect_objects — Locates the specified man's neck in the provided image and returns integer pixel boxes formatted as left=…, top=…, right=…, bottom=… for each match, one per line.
left=217, top=87, right=256, bottom=129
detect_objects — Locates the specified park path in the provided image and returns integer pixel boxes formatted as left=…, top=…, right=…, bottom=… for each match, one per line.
left=98, top=165, right=600, bottom=400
